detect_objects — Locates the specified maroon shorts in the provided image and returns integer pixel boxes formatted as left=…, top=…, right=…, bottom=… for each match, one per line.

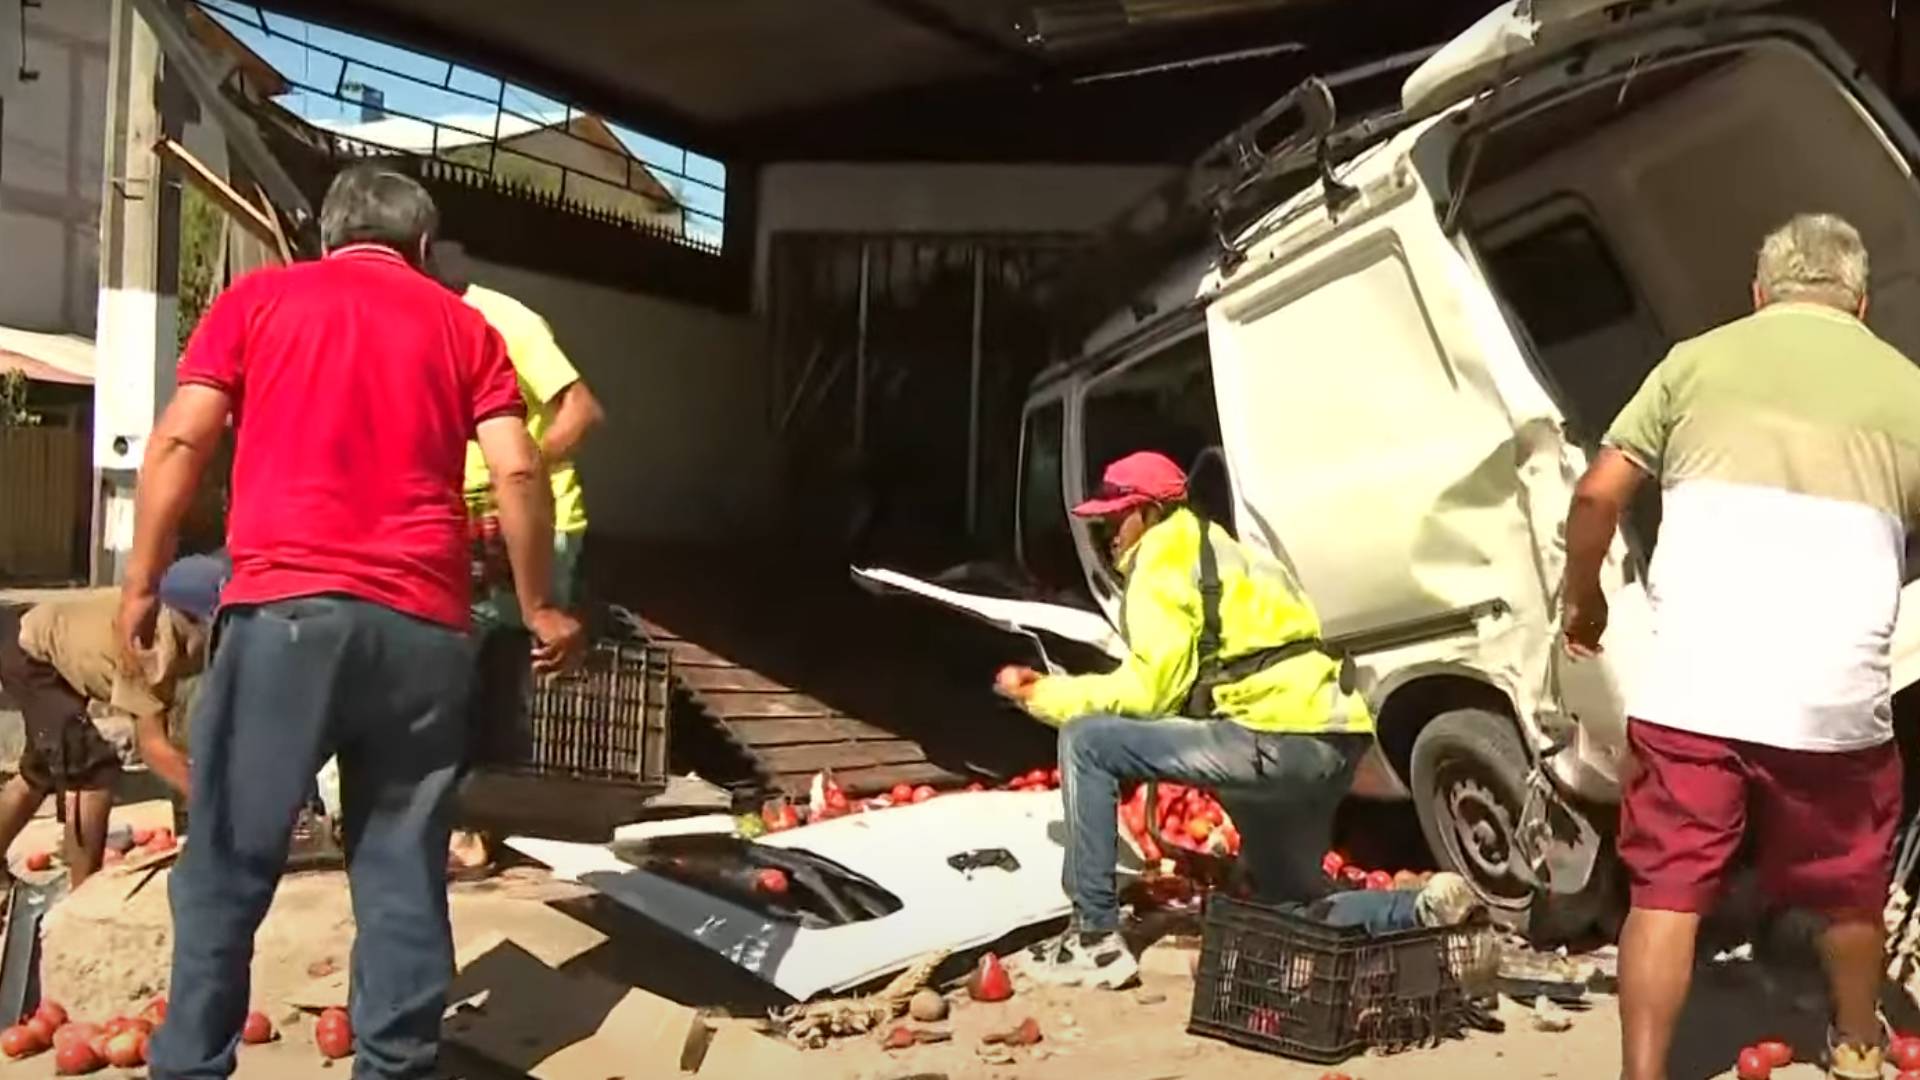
left=1617, top=718, right=1901, bottom=916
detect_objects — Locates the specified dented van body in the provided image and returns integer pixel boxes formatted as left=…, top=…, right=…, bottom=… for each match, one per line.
left=863, top=0, right=1920, bottom=936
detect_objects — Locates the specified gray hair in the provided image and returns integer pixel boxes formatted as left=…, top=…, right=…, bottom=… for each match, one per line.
left=318, top=164, right=438, bottom=265
left=1755, top=213, right=1869, bottom=310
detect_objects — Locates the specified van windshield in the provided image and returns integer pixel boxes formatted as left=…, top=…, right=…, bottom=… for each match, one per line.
left=1456, top=39, right=1920, bottom=551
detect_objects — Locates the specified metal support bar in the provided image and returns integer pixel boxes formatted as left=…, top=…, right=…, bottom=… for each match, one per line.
left=965, top=246, right=985, bottom=533
left=854, top=243, right=871, bottom=454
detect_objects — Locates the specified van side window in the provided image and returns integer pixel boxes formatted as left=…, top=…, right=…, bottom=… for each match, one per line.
left=1018, top=403, right=1089, bottom=604
left=1080, top=333, right=1233, bottom=532
left=1482, top=216, right=1635, bottom=349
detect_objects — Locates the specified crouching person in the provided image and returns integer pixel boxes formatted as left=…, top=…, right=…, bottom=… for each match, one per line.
left=0, top=556, right=215, bottom=885
left=996, top=451, right=1481, bottom=988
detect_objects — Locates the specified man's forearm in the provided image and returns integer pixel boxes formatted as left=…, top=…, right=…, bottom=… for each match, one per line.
left=127, top=436, right=207, bottom=594
left=538, top=383, right=603, bottom=465
left=1563, top=494, right=1621, bottom=602
left=492, top=465, right=558, bottom=619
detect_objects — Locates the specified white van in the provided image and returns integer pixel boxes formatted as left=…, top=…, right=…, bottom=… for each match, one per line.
left=861, top=0, right=1920, bottom=937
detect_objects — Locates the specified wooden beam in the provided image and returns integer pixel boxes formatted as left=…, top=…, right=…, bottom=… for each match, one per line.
left=153, top=137, right=285, bottom=261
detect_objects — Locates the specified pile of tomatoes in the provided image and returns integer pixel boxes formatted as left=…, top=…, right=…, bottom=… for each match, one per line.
left=1118, top=782, right=1241, bottom=864
left=1320, top=851, right=1429, bottom=893
left=740, top=767, right=1069, bottom=837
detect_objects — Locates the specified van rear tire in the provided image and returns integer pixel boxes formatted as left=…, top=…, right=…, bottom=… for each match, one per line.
left=1410, top=707, right=1618, bottom=942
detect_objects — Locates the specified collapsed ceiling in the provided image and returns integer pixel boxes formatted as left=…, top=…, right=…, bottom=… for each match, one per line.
left=253, top=0, right=1496, bottom=161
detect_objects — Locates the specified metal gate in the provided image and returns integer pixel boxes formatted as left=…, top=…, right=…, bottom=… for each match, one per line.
left=766, top=232, right=1084, bottom=567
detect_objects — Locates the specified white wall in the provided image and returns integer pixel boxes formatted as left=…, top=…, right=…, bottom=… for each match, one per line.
left=467, top=256, right=776, bottom=542
left=754, top=162, right=1175, bottom=309
left=0, top=0, right=110, bottom=334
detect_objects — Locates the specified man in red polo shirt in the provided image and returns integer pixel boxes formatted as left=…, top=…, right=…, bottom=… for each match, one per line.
left=117, top=164, right=583, bottom=1080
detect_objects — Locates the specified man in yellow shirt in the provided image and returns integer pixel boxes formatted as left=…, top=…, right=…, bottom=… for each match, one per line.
left=431, top=242, right=602, bottom=628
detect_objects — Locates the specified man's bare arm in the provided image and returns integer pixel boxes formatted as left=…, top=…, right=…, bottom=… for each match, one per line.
left=476, top=415, right=556, bottom=619
left=126, top=385, right=231, bottom=595
left=1562, top=448, right=1648, bottom=655
left=539, top=381, right=604, bottom=465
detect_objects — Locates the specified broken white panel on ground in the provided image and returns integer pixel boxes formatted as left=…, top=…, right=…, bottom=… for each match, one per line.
left=509, top=790, right=1074, bottom=1001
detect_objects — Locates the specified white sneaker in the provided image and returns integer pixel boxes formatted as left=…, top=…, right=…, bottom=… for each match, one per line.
left=1024, top=929, right=1140, bottom=989
left=1415, top=872, right=1485, bottom=928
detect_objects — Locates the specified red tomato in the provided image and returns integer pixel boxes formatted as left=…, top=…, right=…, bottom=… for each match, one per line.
left=53, top=1039, right=100, bottom=1075
left=1898, top=1071, right=1920, bottom=1080
left=1754, top=1040, right=1791, bottom=1068
left=754, top=868, right=789, bottom=895
left=35, top=1003, right=67, bottom=1031
left=53, top=1024, right=100, bottom=1055
left=1736, top=1045, right=1771, bottom=1079
left=889, top=783, right=915, bottom=804
left=1365, top=870, right=1394, bottom=891
left=1, top=1024, right=43, bottom=1059
left=314, top=1009, right=352, bottom=1060
left=24, top=852, right=50, bottom=873
left=24, top=1016, right=53, bottom=1047
left=1341, top=865, right=1368, bottom=885
left=138, top=997, right=168, bottom=1027
left=1321, top=851, right=1345, bottom=878
left=911, top=785, right=937, bottom=803
left=241, top=1011, right=274, bottom=1044
left=130, top=827, right=154, bottom=847
left=1047, top=767, right=1061, bottom=786
left=147, top=829, right=177, bottom=852
left=103, top=1030, right=144, bottom=1068
left=1187, top=818, right=1214, bottom=841
left=825, top=788, right=849, bottom=812
left=965, top=782, right=986, bottom=792
left=1221, top=826, right=1242, bottom=856
left=1122, top=805, right=1147, bottom=837
left=1893, top=1037, right=1920, bottom=1072
left=760, top=803, right=800, bottom=833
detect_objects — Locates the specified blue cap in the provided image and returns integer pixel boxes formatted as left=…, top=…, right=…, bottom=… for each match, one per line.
left=158, top=550, right=231, bottom=621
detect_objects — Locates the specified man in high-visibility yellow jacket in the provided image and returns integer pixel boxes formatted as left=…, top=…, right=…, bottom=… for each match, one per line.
left=997, top=451, right=1478, bottom=988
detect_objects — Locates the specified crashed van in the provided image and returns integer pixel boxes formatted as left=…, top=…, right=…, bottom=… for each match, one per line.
left=863, top=0, right=1920, bottom=937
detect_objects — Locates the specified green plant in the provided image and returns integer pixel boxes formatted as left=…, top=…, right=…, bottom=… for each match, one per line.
left=177, top=184, right=225, bottom=351
left=0, top=369, right=40, bottom=428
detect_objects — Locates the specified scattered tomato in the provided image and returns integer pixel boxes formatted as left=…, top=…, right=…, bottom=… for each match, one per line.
left=966, top=953, right=1013, bottom=1003
left=889, top=783, right=915, bottom=805
left=1, top=1024, right=43, bottom=1059
left=24, top=1015, right=54, bottom=1047
left=1341, top=865, right=1368, bottom=885
left=314, top=1008, right=352, bottom=1060
left=35, top=1002, right=67, bottom=1031
left=1754, top=1039, right=1792, bottom=1068
left=1365, top=870, right=1394, bottom=891
left=1246, top=1007, right=1281, bottom=1036
left=1893, top=1036, right=1920, bottom=1072
left=241, top=1011, right=274, bottom=1045
left=754, top=868, right=790, bottom=896
left=1186, top=818, right=1214, bottom=841
left=965, top=782, right=986, bottom=792
left=911, top=785, right=937, bottom=804
left=1022, top=769, right=1049, bottom=787
left=131, top=827, right=154, bottom=847
left=1048, top=768, right=1061, bottom=786
left=1898, top=1071, right=1920, bottom=1080
left=146, top=828, right=177, bottom=852
left=24, top=852, right=50, bottom=873
left=759, top=802, right=800, bottom=833
left=53, top=1024, right=100, bottom=1056
left=53, top=1039, right=101, bottom=1075
left=138, top=997, right=167, bottom=1027
left=1220, top=826, right=1242, bottom=856
left=102, top=850, right=123, bottom=866
left=1322, top=851, right=1345, bottom=877
left=103, top=1029, right=144, bottom=1068
left=1736, top=1045, right=1772, bottom=1080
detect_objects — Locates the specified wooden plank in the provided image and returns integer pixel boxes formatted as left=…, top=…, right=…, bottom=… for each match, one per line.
left=654, top=642, right=737, bottom=668
left=677, top=667, right=793, bottom=694
left=752, top=740, right=929, bottom=774
left=693, top=692, right=837, bottom=719
left=720, top=716, right=897, bottom=747
left=154, top=138, right=284, bottom=256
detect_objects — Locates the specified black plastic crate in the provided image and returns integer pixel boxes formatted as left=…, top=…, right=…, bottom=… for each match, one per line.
left=473, top=630, right=672, bottom=789
left=1188, top=893, right=1494, bottom=1064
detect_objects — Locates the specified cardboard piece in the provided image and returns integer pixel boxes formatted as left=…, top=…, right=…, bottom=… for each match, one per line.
left=443, top=934, right=706, bottom=1078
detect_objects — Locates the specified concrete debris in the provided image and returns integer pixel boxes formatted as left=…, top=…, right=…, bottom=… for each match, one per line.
left=1530, top=995, right=1573, bottom=1033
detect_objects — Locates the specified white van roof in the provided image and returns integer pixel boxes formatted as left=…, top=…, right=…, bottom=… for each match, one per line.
left=1403, top=0, right=1772, bottom=118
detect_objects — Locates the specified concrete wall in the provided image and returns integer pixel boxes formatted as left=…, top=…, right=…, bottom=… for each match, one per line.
left=753, top=162, right=1175, bottom=309
left=466, top=255, right=775, bottom=541
left=0, top=0, right=110, bottom=334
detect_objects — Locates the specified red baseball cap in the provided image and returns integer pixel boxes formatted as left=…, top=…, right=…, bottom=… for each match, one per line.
left=1072, top=451, right=1189, bottom=518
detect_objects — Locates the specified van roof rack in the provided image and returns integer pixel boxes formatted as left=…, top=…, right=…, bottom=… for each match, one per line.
left=1048, top=43, right=1438, bottom=343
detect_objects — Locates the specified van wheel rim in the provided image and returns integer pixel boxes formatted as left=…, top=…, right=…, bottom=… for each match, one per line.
left=1438, top=774, right=1530, bottom=909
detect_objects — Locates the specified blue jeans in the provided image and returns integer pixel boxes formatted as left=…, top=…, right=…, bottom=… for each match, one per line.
left=149, top=597, right=471, bottom=1080
left=1059, top=714, right=1405, bottom=932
